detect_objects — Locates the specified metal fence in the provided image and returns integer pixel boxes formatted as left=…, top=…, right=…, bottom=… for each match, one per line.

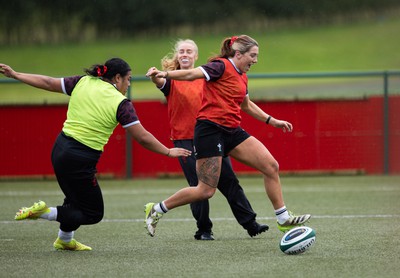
left=125, top=70, right=400, bottom=176
left=2, top=70, right=400, bottom=176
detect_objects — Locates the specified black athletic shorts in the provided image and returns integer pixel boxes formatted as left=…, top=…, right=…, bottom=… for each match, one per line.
left=193, top=120, right=250, bottom=159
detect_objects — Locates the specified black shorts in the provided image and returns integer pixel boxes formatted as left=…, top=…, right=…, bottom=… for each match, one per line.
left=193, top=120, right=250, bottom=159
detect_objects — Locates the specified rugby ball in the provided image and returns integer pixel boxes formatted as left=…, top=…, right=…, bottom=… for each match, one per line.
left=279, top=226, right=316, bottom=255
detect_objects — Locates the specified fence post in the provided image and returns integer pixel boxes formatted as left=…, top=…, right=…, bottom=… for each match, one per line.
left=125, top=86, right=132, bottom=179
left=383, top=71, right=389, bottom=175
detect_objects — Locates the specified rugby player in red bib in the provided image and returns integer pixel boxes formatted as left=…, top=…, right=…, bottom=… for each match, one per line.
left=145, top=35, right=311, bottom=237
left=149, top=39, right=269, bottom=240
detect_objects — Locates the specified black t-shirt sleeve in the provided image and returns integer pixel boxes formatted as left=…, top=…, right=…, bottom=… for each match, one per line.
left=116, top=99, right=140, bottom=128
left=200, top=60, right=225, bottom=81
left=62, top=75, right=83, bottom=95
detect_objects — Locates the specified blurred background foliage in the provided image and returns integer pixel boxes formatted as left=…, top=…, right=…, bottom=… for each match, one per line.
left=1, top=0, right=399, bottom=45
left=1, top=0, right=399, bottom=104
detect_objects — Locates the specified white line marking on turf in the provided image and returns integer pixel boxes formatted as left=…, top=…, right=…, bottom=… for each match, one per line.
left=1, top=214, right=399, bottom=225
left=1, top=186, right=399, bottom=197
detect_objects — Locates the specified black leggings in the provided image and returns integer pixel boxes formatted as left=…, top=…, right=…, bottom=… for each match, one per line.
left=51, top=132, right=104, bottom=232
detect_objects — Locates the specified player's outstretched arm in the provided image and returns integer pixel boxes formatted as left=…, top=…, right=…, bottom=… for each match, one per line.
left=146, top=66, right=204, bottom=81
left=241, top=96, right=293, bottom=133
left=0, top=63, right=63, bottom=93
left=126, top=123, right=191, bottom=158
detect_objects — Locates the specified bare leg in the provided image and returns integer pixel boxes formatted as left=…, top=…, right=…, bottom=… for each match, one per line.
left=164, top=156, right=222, bottom=210
left=229, top=136, right=285, bottom=210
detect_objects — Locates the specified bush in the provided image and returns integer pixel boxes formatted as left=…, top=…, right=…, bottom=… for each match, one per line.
left=1, top=0, right=399, bottom=44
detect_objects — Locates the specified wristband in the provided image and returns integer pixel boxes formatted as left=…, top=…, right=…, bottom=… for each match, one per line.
left=266, top=116, right=272, bottom=124
left=166, top=149, right=170, bottom=157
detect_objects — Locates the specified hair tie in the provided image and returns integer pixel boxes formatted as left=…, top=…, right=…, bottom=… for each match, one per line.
left=229, top=36, right=238, bottom=47
left=97, top=65, right=107, bottom=77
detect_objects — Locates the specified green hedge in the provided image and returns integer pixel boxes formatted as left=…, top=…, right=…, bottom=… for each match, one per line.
left=0, top=0, right=399, bottom=44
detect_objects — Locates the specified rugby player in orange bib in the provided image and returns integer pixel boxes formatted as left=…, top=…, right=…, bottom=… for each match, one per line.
left=148, top=39, right=268, bottom=240
left=145, top=35, right=311, bottom=237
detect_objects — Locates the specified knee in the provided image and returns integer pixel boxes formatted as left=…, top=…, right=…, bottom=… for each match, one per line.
left=263, top=160, right=280, bottom=177
left=93, top=211, right=104, bottom=224
left=198, top=184, right=216, bottom=200
left=271, top=160, right=279, bottom=173
left=87, top=210, right=103, bottom=225
left=203, top=189, right=215, bottom=200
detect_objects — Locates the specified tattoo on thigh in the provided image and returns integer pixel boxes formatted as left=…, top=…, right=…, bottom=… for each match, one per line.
left=197, top=157, right=221, bottom=188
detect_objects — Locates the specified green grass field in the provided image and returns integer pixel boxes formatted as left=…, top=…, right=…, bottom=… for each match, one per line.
left=1, top=175, right=399, bottom=277
left=1, top=17, right=399, bottom=104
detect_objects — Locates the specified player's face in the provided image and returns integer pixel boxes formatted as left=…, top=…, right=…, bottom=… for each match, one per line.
left=177, top=43, right=198, bottom=70
left=115, top=71, right=132, bottom=95
left=237, top=45, right=258, bottom=73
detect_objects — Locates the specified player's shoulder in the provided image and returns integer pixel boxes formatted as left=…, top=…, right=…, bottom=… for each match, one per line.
left=62, top=75, right=84, bottom=95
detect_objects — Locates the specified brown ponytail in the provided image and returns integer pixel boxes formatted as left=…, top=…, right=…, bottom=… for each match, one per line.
left=209, top=35, right=258, bottom=62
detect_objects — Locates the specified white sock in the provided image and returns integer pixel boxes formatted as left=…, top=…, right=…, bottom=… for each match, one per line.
left=275, top=206, right=290, bottom=224
left=40, top=207, right=57, bottom=221
left=58, top=229, right=74, bottom=243
left=154, top=201, right=168, bottom=213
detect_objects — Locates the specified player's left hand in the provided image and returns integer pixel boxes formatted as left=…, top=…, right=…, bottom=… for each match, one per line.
left=0, top=63, right=16, bottom=78
left=167, top=147, right=192, bottom=158
left=146, top=67, right=160, bottom=78
left=270, top=118, right=293, bottom=133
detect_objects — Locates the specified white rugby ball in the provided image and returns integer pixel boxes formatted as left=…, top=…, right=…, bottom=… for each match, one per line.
left=280, top=226, right=316, bottom=255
